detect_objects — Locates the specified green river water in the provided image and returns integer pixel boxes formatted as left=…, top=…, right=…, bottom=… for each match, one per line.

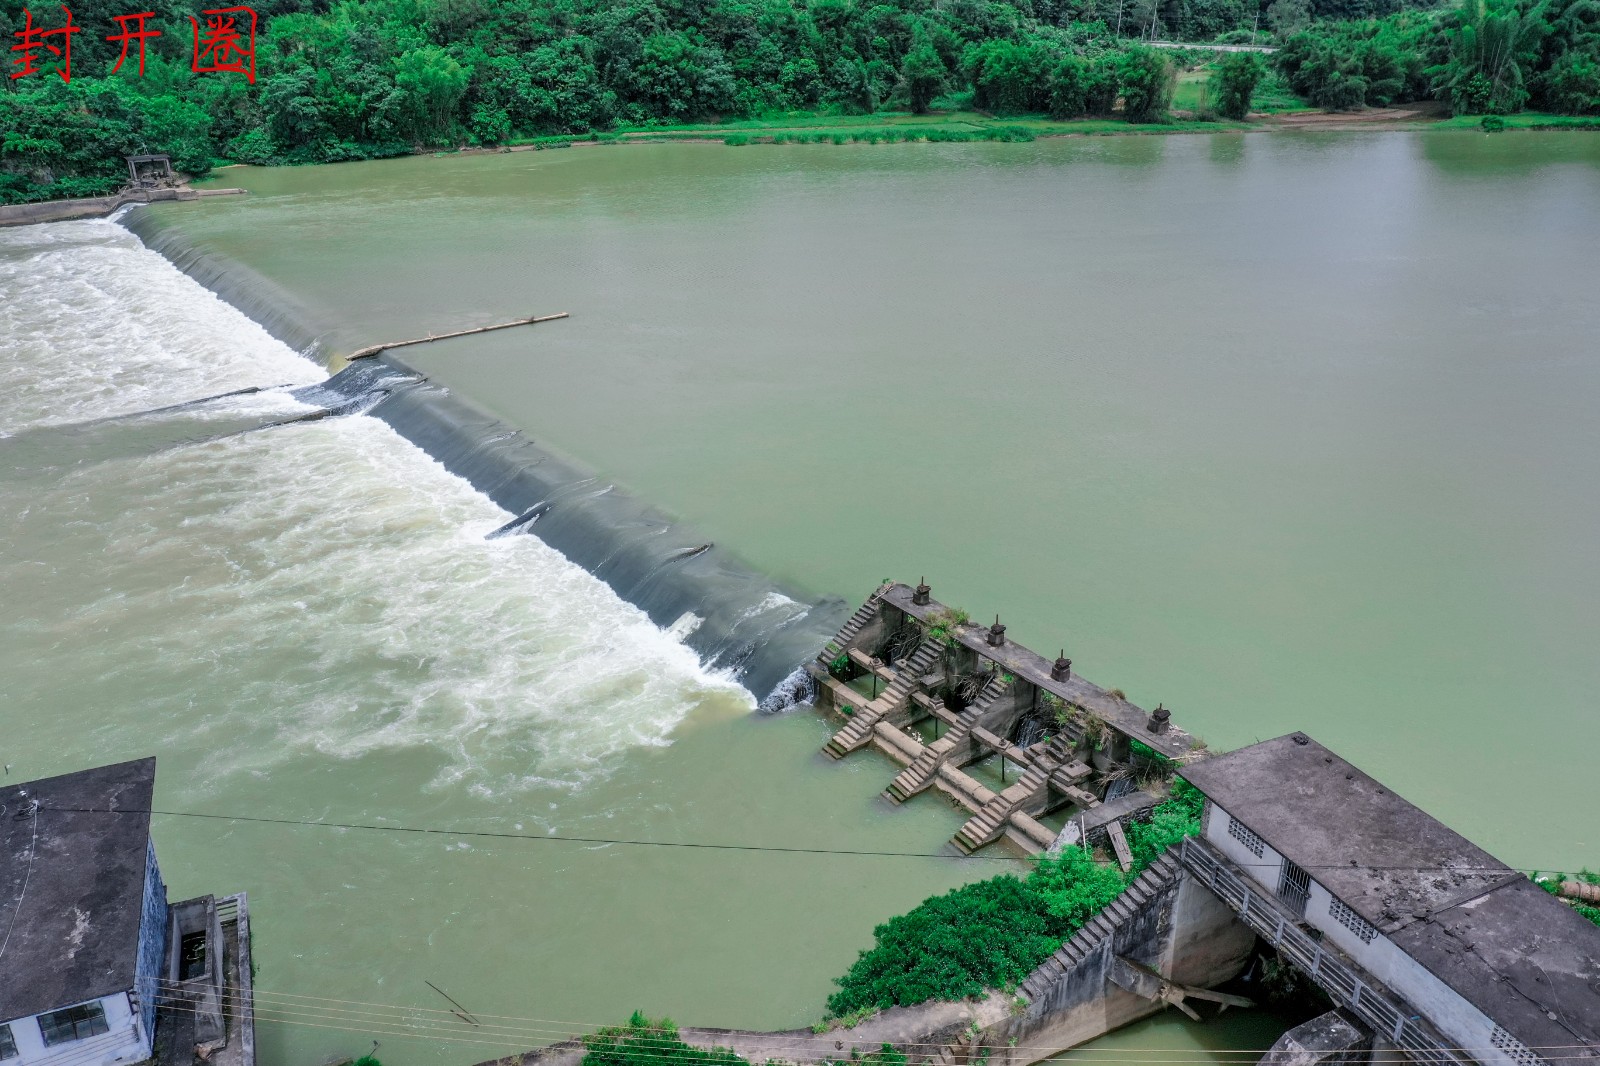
left=2, top=130, right=1597, bottom=1066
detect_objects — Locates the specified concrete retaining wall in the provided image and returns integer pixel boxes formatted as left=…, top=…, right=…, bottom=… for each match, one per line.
left=983, top=867, right=1257, bottom=1066
left=0, top=187, right=244, bottom=227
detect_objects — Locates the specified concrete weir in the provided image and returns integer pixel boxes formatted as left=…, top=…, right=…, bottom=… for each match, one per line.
left=476, top=590, right=1600, bottom=1066
left=806, top=582, right=1201, bottom=857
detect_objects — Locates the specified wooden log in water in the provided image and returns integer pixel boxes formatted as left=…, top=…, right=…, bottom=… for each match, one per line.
left=347, top=312, right=569, bottom=361
left=1560, top=880, right=1600, bottom=904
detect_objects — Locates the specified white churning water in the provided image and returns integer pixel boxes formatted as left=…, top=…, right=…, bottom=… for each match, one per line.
left=0, top=218, right=753, bottom=796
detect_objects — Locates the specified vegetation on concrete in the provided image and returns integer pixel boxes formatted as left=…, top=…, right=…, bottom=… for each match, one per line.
left=1534, top=868, right=1600, bottom=928
left=922, top=607, right=971, bottom=648
left=585, top=1017, right=909, bottom=1066
left=824, top=781, right=1205, bottom=1017
left=584, top=1015, right=747, bottom=1066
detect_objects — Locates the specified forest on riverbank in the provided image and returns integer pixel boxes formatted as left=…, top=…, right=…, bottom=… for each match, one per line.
left=1, top=0, right=1598, bottom=203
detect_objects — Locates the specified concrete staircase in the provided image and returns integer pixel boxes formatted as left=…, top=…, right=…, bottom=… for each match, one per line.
left=1017, top=850, right=1183, bottom=1003
left=883, top=674, right=1014, bottom=803
left=822, top=638, right=943, bottom=760
left=951, top=734, right=1074, bottom=853
left=817, top=590, right=885, bottom=665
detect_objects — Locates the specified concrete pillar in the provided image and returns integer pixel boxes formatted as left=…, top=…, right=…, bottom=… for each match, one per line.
left=1258, top=1010, right=1372, bottom=1066
left=1162, top=871, right=1258, bottom=990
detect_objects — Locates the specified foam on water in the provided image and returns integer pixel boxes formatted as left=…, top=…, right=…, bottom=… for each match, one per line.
left=0, top=220, right=323, bottom=432
left=0, top=219, right=753, bottom=794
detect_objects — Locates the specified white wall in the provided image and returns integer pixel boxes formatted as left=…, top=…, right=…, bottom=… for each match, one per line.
left=3, top=993, right=150, bottom=1066
left=1304, top=882, right=1512, bottom=1065
left=1202, top=800, right=1287, bottom=893
left=1206, top=802, right=1521, bottom=1066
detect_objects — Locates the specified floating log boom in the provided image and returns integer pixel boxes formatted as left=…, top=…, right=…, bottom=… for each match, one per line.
left=346, top=312, right=569, bottom=360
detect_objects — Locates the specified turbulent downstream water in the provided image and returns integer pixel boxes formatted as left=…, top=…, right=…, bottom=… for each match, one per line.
left=0, top=219, right=991, bottom=1066
left=3, top=131, right=1598, bottom=1066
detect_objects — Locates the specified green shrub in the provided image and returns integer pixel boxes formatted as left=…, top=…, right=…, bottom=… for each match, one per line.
left=826, top=786, right=1202, bottom=1016
left=1210, top=52, right=1266, bottom=119
left=826, top=873, right=1062, bottom=1014
left=583, top=1014, right=745, bottom=1066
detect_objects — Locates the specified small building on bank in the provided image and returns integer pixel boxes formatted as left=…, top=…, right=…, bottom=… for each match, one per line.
left=1181, top=734, right=1600, bottom=1066
left=0, top=759, right=255, bottom=1066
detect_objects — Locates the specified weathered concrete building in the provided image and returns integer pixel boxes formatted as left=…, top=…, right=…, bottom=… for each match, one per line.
left=477, top=585, right=1599, bottom=1066
left=0, top=760, right=255, bottom=1066
left=1182, top=734, right=1600, bottom=1066
left=476, top=725, right=1599, bottom=1066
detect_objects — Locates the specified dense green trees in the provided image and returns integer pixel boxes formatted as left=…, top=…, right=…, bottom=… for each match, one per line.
left=1275, top=0, right=1600, bottom=112
left=2, top=0, right=1598, bottom=204
left=1274, top=12, right=1433, bottom=107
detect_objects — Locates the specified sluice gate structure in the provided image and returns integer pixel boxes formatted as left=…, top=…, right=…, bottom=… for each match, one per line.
left=481, top=587, right=1600, bottom=1066
left=804, top=581, right=1201, bottom=857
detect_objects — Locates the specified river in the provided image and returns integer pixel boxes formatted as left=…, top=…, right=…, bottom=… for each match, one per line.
left=2, top=130, right=1597, bottom=1066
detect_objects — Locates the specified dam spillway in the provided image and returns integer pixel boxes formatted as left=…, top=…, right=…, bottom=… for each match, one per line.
left=807, top=581, right=1201, bottom=857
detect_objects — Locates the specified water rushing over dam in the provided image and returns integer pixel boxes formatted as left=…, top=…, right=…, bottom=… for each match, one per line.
left=122, top=211, right=842, bottom=701
left=0, top=217, right=993, bottom=1066
left=8, top=133, right=1600, bottom=1066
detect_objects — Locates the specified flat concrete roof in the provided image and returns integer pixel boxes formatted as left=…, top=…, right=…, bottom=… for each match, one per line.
left=0, top=759, right=156, bottom=1024
left=1182, top=735, right=1600, bottom=1057
left=1181, top=735, right=1516, bottom=927
left=1393, top=876, right=1600, bottom=1058
left=880, top=583, right=1196, bottom=759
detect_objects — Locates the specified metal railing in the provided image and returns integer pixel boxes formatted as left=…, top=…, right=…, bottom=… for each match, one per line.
left=1178, top=836, right=1479, bottom=1066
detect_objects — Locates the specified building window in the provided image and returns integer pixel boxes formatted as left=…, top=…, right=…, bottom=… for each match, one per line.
left=1226, top=812, right=1267, bottom=857
left=179, top=930, right=209, bottom=980
left=38, top=1002, right=111, bottom=1047
left=1278, top=858, right=1312, bottom=918
left=0, top=1024, right=17, bottom=1060
left=1491, top=1025, right=1547, bottom=1066
left=1329, top=898, right=1378, bottom=943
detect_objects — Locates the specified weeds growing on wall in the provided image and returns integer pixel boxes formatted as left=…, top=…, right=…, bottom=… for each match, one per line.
left=583, top=1017, right=906, bottom=1066
left=922, top=607, right=971, bottom=647
left=584, top=1015, right=746, bottom=1066
left=824, top=782, right=1206, bottom=1017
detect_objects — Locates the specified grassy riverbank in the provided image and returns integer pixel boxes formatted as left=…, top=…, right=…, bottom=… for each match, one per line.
left=499, top=111, right=1252, bottom=150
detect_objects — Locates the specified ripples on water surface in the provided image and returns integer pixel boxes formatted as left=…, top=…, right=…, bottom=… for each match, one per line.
left=0, top=220, right=752, bottom=793
left=0, top=220, right=1005, bottom=1066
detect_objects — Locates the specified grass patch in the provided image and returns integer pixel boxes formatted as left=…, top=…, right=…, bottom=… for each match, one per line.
left=584, top=1015, right=746, bottom=1066
left=1172, top=69, right=1213, bottom=114
left=1430, top=112, right=1600, bottom=130
left=1534, top=869, right=1600, bottom=929
left=1250, top=71, right=1315, bottom=113
left=584, top=1016, right=906, bottom=1066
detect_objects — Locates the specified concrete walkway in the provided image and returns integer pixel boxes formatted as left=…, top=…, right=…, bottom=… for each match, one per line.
left=478, top=997, right=1007, bottom=1066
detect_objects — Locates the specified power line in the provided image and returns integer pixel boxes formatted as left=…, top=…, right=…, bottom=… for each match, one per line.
left=145, top=996, right=1600, bottom=1062
left=42, top=806, right=1586, bottom=875
left=147, top=983, right=1600, bottom=1059
left=0, top=799, right=40, bottom=965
